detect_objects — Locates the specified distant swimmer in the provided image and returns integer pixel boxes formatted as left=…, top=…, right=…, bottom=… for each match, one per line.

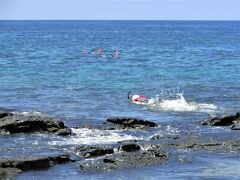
left=128, top=91, right=149, bottom=104
left=97, top=48, right=103, bottom=55
left=91, top=49, right=95, bottom=54
left=82, top=49, right=87, bottom=55
left=115, top=50, right=119, bottom=59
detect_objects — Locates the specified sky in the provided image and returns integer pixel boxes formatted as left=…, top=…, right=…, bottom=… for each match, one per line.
left=0, top=0, right=240, bottom=20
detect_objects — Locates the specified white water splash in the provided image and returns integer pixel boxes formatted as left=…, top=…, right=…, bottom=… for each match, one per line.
left=146, top=93, right=217, bottom=115
left=50, top=128, right=145, bottom=146
left=12, top=111, right=50, bottom=117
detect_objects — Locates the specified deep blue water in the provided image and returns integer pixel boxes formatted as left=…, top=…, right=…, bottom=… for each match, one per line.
left=0, top=20, right=240, bottom=179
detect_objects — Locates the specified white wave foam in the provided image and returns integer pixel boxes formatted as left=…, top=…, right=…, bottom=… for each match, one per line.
left=147, top=93, right=217, bottom=115
left=12, top=111, right=49, bottom=117
left=50, top=128, right=144, bottom=146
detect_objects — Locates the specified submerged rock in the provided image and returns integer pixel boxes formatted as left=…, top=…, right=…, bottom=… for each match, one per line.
left=0, top=114, right=72, bottom=136
left=106, top=117, right=157, bottom=129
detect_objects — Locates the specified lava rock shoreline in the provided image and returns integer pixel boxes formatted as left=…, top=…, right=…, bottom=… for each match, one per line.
left=1, top=109, right=240, bottom=179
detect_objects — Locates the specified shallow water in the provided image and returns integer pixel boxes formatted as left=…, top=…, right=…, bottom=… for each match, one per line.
left=1, top=20, right=240, bottom=179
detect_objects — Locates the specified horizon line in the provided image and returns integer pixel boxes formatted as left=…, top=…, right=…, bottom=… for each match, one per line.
left=1, top=19, right=240, bottom=21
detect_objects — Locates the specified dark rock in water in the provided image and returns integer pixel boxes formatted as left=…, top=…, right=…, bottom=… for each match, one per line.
left=103, top=158, right=115, bottom=163
left=0, top=154, right=70, bottom=171
left=201, top=115, right=236, bottom=126
left=79, top=145, right=168, bottom=171
left=0, top=110, right=13, bottom=119
left=106, top=117, right=157, bottom=128
left=75, top=146, right=114, bottom=158
left=150, top=135, right=164, bottom=140
left=0, top=168, right=21, bottom=180
left=150, top=134, right=180, bottom=140
left=0, top=114, right=72, bottom=136
left=120, top=144, right=141, bottom=152
left=84, top=148, right=114, bottom=158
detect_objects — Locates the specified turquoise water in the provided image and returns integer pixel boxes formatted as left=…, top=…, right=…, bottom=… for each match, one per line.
left=1, top=21, right=240, bottom=179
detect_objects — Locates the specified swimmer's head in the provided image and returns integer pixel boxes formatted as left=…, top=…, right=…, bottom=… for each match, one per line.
left=132, top=95, right=140, bottom=101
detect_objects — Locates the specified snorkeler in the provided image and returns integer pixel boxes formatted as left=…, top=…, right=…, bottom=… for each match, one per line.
left=128, top=91, right=149, bottom=104
left=82, top=49, right=87, bottom=55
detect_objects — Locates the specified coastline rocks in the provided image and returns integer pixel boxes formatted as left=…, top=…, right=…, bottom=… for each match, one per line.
left=201, top=112, right=240, bottom=129
left=0, top=114, right=72, bottom=136
left=0, top=168, right=21, bottom=180
left=79, top=144, right=168, bottom=171
left=75, top=146, right=114, bottom=158
left=0, top=155, right=70, bottom=171
left=120, top=144, right=141, bottom=152
left=0, top=155, right=70, bottom=179
left=106, top=117, right=157, bottom=129
left=201, top=115, right=236, bottom=126
left=0, top=110, right=13, bottom=119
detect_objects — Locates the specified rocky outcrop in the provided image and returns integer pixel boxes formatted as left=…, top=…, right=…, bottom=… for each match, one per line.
left=0, top=155, right=70, bottom=171
left=0, top=155, right=70, bottom=179
left=0, top=168, right=21, bottom=180
left=75, top=146, right=114, bottom=158
left=79, top=144, right=168, bottom=171
left=201, top=112, right=240, bottom=129
left=106, top=117, right=157, bottom=129
left=120, top=144, right=141, bottom=152
left=0, top=110, right=13, bottom=119
left=0, top=114, right=72, bottom=136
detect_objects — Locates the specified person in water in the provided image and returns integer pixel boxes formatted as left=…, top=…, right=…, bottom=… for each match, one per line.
left=128, top=91, right=149, bottom=104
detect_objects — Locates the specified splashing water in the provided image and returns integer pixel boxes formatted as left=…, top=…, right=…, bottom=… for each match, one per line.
left=50, top=128, right=145, bottom=146
left=147, top=93, right=218, bottom=115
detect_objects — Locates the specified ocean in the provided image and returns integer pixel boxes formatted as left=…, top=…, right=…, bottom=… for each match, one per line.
left=0, top=20, right=240, bottom=179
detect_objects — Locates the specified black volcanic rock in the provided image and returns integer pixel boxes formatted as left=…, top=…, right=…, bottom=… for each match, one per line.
left=201, top=112, right=240, bottom=129
left=0, top=154, right=70, bottom=179
left=79, top=145, right=168, bottom=171
left=0, top=110, right=13, bottom=119
left=120, top=144, right=141, bottom=152
left=0, top=155, right=70, bottom=171
left=0, top=114, right=72, bottom=136
left=201, top=116, right=236, bottom=126
left=106, top=117, right=157, bottom=128
left=75, top=146, right=114, bottom=158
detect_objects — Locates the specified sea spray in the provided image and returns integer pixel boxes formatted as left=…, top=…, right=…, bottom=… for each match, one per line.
left=147, top=93, right=218, bottom=115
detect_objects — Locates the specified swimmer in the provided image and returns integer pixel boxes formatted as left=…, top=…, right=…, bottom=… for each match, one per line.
left=82, top=49, right=87, bottom=55
left=128, top=91, right=149, bottom=104
left=115, top=50, right=119, bottom=59
left=91, top=49, right=95, bottom=54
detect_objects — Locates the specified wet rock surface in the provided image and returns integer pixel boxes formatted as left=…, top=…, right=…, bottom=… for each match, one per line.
left=201, top=112, right=240, bottom=128
left=79, top=144, right=168, bottom=171
left=0, top=110, right=13, bottom=119
left=0, top=155, right=70, bottom=179
left=0, top=168, right=21, bottom=180
left=106, top=117, right=157, bottom=129
left=0, top=113, right=72, bottom=136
